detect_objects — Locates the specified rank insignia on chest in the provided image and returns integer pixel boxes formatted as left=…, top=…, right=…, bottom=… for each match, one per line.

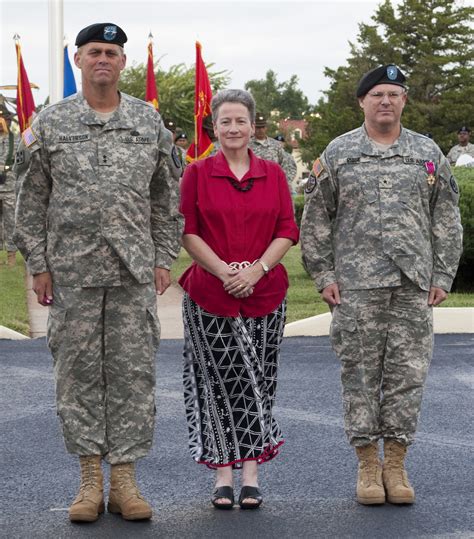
left=312, top=158, right=324, bottom=178
left=424, top=161, right=436, bottom=186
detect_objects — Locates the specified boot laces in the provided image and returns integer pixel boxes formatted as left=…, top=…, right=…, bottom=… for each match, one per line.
left=79, top=459, right=101, bottom=493
left=385, top=446, right=408, bottom=484
left=360, top=456, right=380, bottom=484
left=114, top=466, right=141, bottom=497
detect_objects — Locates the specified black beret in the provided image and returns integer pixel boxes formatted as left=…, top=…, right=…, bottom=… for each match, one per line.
left=75, top=23, right=127, bottom=48
left=163, top=119, right=176, bottom=132
left=458, top=126, right=471, bottom=133
left=274, top=134, right=285, bottom=142
left=356, top=65, right=406, bottom=98
left=255, top=113, right=267, bottom=127
left=176, top=132, right=188, bottom=140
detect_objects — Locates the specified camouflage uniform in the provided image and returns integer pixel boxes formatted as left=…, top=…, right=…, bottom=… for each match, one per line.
left=301, top=125, right=462, bottom=447
left=446, top=142, right=474, bottom=165
left=249, top=136, right=297, bottom=190
left=0, top=131, right=17, bottom=251
left=14, top=92, right=183, bottom=463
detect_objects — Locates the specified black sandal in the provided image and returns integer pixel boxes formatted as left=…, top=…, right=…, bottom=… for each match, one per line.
left=211, top=486, right=234, bottom=509
left=238, top=486, right=263, bottom=509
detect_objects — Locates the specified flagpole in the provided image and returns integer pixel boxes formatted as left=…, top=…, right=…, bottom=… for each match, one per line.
left=48, top=0, right=64, bottom=104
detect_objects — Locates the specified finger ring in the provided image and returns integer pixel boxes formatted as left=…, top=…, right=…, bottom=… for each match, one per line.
left=239, top=284, right=244, bottom=289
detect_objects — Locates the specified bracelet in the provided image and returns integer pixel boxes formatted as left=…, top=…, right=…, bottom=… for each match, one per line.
left=256, top=259, right=269, bottom=274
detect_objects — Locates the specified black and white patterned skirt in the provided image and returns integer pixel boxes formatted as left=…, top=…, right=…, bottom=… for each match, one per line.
left=182, top=293, right=286, bottom=469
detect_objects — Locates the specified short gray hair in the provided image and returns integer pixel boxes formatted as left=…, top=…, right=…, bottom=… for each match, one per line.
left=211, top=89, right=256, bottom=123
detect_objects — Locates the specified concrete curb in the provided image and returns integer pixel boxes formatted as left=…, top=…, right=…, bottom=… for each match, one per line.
left=0, top=326, right=30, bottom=340
left=284, top=307, right=474, bottom=337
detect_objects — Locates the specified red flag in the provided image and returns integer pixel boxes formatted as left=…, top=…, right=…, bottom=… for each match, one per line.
left=15, top=40, right=36, bottom=133
left=186, top=42, right=213, bottom=162
left=145, top=39, right=159, bottom=111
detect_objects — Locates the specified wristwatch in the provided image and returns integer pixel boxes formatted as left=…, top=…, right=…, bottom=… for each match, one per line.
left=257, top=259, right=269, bottom=274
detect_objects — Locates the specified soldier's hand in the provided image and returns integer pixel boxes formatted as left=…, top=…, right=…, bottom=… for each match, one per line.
left=321, top=282, right=341, bottom=306
left=428, top=286, right=447, bottom=306
left=32, top=272, right=53, bottom=306
left=155, top=267, right=171, bottom=295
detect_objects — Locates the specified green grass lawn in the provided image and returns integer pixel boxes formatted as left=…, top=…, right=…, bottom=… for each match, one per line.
left=0, top=251, right=29, bottom=335
left=171, top=244, right=474, bottom=323
left=1, top=246, right=472, bottom=335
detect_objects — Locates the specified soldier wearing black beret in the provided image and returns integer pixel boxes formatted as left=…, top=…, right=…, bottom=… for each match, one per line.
left=356, top=64, right=406, bottom=97
left=75, top=22, right=128, bottom=48
left=301, top=63, right=462, bottom=507
left=14, top=22, right=183, bottom=523
left=447, top=125, right=474, bottom=165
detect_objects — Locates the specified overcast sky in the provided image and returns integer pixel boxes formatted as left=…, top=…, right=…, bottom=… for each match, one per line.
left=0, top=0, right=416, bottom=108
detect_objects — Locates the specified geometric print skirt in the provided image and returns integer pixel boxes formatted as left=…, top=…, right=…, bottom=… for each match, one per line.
left=182, top=293, right=286, bottom=469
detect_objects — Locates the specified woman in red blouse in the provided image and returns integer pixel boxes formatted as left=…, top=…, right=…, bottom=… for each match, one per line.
left=179, top=89, right=299, bottom=510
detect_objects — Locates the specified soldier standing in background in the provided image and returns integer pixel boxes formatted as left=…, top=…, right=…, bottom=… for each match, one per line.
left=14, top=23, right=183, bottom=523
left=301, top=65, right=462, bottom=506
left=164, top=118, right=186, bottom=174
left=0, top=107, right=17, bottom=265
left=446, top=126, right=474, bottom=165
left=249, top=113, right=297, bottom=190
left=175, top=131, right=188, bottom=151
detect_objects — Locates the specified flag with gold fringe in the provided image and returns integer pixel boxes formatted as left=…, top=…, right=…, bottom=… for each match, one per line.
left=15, top=38, right=36, bottom=133
left=186, top=41, right=213, bottom=162
left=145, top=35, right=159, bottom=110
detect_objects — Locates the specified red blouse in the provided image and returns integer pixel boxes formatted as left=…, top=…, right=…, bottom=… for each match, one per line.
left=179, top=149, right=299, bottom=317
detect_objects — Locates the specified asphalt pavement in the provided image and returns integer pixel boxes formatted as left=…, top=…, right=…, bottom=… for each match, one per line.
left=1, top=335, right=473, bottom=539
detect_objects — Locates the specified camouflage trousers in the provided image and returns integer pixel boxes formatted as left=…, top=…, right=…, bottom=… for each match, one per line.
left=0, top=190, right=16, bottom=251
left=330, top=275, right=433, bottom=447
left=47, top=278, right=160, bottom=464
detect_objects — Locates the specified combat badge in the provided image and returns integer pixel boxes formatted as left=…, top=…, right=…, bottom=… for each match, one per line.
left=424, top=161, right=436, bottom=186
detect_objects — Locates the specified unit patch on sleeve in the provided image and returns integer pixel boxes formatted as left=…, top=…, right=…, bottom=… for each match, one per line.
left=305, top=174, right=317, bottom=194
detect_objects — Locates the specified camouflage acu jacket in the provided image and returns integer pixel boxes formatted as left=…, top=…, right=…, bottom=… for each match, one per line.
left=301, top=125, right=462, bottom=292
left=0, top=132, right=16, bottom=192
left=14, top=92, right=183, bottom=286
left=249, top=137, right=297, bottom=189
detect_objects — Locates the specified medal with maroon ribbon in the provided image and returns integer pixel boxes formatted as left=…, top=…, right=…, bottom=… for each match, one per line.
left=425, top=161, right=436, bottom=186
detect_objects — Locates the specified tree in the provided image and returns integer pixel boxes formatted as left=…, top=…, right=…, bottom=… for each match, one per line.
left=119, top=62, right=229, bottom=134
left=299, top=0, right=474, bottom=165
left=245, top=70, right=310, bottom=121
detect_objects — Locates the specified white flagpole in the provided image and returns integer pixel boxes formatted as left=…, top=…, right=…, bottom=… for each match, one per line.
left=48, top=0, right=64, bottom=104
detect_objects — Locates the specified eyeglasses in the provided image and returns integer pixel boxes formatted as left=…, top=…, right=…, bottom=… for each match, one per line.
left=367, top=91, right=406, bottom=100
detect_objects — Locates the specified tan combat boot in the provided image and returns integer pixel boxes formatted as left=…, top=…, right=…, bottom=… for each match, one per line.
left=7, top=251, right=16, bottom=266
left=355, top=443, right=386, bottom=505
left=69, top=455, right=104, bottom=522
left=383, top=439, right=415, bottom=504
left=108, top=463, right=152, bottom=520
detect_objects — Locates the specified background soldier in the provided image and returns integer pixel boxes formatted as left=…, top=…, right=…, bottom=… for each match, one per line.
left=175, top=131, right=188, bottom=150
left=301, top=65, right=462, bottom=506
left=446, top=126, right=474, bottom=165
left=14, top=23, right=183, bottom=523
left=0, top=107, right=17, bottom=265
left=164, top=118, right=186, bottom=173
left=249, top=113, right=297, bottom=190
